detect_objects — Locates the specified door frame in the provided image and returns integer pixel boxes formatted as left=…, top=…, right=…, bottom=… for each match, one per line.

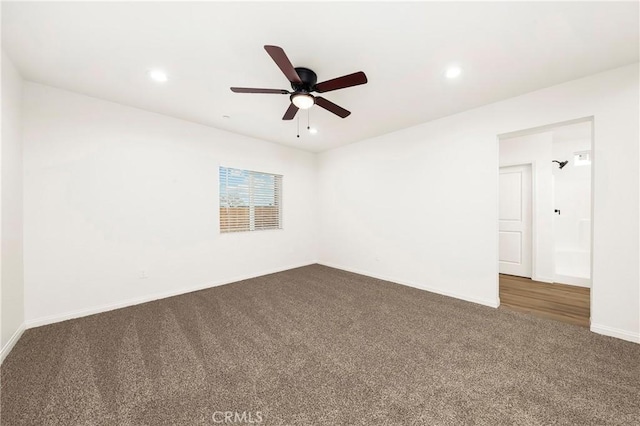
left=495, top=116, right=595, bottom=324
left=498, top=162, right=535, bottom=279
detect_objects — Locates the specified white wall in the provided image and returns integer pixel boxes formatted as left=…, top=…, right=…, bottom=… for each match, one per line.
left=552, top=137, right=592, bottom=253
left=500, top=132, right=555, bottom=283
left=318, top=63, right=639, bottom=343
left=22, top=83, right=317, bottom=326
left=14, top=63, right=640, bottom=344
left=553, top=137, right=591, bottom=282
left=1, top=51, right=25, bottom=360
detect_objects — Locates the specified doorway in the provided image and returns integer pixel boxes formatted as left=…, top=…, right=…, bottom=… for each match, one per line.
left=497, top=119, right=593, bottom=327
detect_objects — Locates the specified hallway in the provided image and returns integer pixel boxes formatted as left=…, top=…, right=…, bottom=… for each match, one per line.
left=499, top=274, right=590, bottom=327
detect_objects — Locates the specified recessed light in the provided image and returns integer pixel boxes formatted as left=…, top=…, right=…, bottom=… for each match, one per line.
left=445, top=66, right=462, bottom=79
left=309, top=128, right=318, bottom=134
left=148, top=69, right=168, bottom=83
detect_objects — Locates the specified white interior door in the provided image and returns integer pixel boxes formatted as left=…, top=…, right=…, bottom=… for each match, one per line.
left=499, top=164, right=532, bottom=277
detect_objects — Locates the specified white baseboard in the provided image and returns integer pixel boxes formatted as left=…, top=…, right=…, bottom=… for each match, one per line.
left=26, top=261, right=317, bottom=329
left=531, top=275, right=555, bottom=284
left=553, top=274, right=591, bottom=288
left=591, top=323, right=640, bottom=344
left=1, top=323, right=26, bottom=364
left=318, top=262, right=500, bottom=308
left=19, top=262, right=639, bottom=346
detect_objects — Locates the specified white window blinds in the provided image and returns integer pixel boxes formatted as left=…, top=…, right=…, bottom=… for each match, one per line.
left=219, top=167, right=282, bottom=233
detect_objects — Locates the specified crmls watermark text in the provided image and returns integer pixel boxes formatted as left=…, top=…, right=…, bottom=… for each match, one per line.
left=212, top=411, right=263, bottom=424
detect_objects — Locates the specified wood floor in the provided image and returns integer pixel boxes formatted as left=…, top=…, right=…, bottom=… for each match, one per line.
left=499, top=274, right=590, bottom=327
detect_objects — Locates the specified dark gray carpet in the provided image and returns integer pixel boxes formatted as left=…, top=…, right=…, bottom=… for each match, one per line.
left=1, top=264, right=639, bottom=425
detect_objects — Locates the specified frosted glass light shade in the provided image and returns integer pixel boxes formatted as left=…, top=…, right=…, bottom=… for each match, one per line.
left=292, top=93, right=314, bottom=109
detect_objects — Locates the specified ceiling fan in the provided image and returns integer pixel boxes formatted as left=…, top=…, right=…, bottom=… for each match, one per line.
left=231, top=45, right=368, bottom=120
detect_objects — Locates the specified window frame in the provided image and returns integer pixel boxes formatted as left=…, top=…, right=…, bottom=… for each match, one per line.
left=219, top=166, right=283, bottom=234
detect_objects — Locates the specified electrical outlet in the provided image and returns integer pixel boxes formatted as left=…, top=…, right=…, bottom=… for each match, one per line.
left=138, top=270, right=149, bottom=279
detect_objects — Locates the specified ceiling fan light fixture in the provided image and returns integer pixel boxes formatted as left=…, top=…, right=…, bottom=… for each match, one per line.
left=230, top=45, right=364, bottom=120
left=291, top=93, right=314, bottom=109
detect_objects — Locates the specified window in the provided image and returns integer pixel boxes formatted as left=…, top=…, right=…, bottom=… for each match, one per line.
left=219, top=167, right=282, bottom=233
left=574, top=150, right=591, bottom=167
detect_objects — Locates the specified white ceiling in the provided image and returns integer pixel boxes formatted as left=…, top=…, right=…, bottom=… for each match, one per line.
left=2, top=2, right=638, bottom=152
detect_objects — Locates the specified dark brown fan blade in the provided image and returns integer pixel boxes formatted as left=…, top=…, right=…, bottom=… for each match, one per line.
left=264, top=45, right=302, bottom=84
left=282, top=103, right=299, bottom=120
left=314, top=71, right=367, bottom=93
left=315, top=97, right=350, bottom=118
left=231, top=87, right=289, bottom=94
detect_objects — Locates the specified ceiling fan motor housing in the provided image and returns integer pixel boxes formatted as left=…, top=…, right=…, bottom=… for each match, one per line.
left=292, top=67, right=317, bottom=93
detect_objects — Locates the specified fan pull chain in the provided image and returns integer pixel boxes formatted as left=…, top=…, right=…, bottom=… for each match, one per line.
left=307, top=109, right=310, bottom=131
left=297, top=115, right=300, bottom=138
